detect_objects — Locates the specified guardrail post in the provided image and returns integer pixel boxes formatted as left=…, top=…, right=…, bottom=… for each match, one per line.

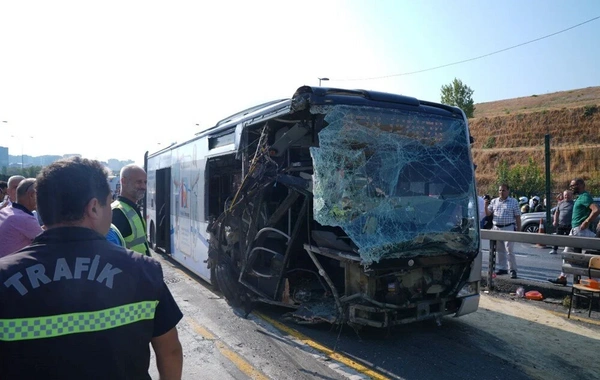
left=488, top=240, right=497, bottom=291
left=544, top=134, right=553, bottom=233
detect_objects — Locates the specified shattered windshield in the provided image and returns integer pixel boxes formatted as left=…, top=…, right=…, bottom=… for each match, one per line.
left=310, top=105, right=478, bottom=264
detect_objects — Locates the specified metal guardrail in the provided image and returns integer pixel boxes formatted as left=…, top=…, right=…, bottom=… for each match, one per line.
left=480, top=230, right=600, bottom=290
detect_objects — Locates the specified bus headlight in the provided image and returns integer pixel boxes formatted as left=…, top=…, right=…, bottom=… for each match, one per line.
left=457, top=282, right=479, bottom=297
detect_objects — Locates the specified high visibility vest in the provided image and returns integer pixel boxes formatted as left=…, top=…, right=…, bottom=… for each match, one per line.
left=111, top=200, right=149, bottom=256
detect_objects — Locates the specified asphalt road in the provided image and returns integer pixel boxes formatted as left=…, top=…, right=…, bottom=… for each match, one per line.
left=147, top=248, right=600, bottom=380
left=148, top=255, right=349, bottom=380
left=481, top=239, right=566, bottom=283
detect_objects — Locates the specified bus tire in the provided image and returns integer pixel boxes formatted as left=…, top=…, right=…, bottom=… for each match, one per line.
left=215, top=255, right=241, bottom=307
left=149, top=222, right=157, bottom=251
left=210, top=265, right=219, bottom=291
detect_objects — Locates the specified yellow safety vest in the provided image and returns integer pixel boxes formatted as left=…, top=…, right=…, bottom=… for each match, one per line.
left=111, top=200, right=150, bottom=256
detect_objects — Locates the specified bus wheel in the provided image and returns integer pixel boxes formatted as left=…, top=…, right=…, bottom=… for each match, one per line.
left=210, top=265, right=219, bottom=292
left=215, top=255, right=241, bottom=307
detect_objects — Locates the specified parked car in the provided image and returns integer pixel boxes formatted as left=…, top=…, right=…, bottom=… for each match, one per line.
left=520, top=197, right=600, bottom=233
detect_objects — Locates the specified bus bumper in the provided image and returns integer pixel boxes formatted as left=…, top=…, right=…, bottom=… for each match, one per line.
left=455, top=294, right=480, bottom=317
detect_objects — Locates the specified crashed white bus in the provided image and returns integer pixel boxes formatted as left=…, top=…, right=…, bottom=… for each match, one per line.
left=144, top=85, right=481, bottom=328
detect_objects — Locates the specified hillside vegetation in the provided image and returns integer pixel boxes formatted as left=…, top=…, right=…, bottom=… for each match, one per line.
left=469, top=86, right=600, bottom=195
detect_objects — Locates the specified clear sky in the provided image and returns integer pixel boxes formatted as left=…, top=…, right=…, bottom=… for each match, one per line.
left=1, top=0, right=599, bottom=164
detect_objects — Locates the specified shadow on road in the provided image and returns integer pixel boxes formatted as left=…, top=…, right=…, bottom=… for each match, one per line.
left=256, top=301, right=600, bottom=380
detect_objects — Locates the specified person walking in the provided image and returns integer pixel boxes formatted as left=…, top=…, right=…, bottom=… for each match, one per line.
left=112, top=164, right=150, bottom=256
left=0, top=157, right=183, bottom=380
left=0, top=178, right=43, bottom=257
left=485, top=183, right=522, bottom=279
left=549, top=190, right=574, bottom=255
left=549, top=178, right=599, bottom=285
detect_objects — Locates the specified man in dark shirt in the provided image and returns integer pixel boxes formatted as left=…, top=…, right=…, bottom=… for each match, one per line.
left=0, top=157, right=183, bottom=380
left=112, top=164, right=150, bottom=256
left=549, top=190, right=574, bottom=255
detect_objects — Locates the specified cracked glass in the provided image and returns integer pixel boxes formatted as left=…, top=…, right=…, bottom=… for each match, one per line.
left=310, top=105, right=478, bottom=264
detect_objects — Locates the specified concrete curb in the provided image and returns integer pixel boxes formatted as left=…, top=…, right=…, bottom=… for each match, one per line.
left=480, top=271, right=572, bottom=300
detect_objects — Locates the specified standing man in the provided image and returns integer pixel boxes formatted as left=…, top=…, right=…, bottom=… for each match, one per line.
left=0, top=175, right=24, bottom=211
left=549, top=178, right=599, bottom=285
left=549, top=189, right=574, bottom=255
left=112, top=164, right=150, bottom=256
left=0, top=178, right=43, bottom=257
left=485, top=183, right=522, bottom=279
left=0, top=157, right=183, bottom=379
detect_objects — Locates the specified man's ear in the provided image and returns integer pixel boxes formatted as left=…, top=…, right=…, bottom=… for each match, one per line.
left=84, top=198, right=101, bottom=220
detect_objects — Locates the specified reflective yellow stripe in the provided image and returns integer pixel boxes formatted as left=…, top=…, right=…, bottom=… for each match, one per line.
left=0, top=300, right=158, bottom=341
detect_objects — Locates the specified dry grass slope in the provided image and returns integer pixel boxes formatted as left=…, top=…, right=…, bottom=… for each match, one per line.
left=469, top=86, right=600, bottom=194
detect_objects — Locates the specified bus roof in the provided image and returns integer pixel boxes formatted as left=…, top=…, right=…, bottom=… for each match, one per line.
left=147, top=85, right=464, bottom=158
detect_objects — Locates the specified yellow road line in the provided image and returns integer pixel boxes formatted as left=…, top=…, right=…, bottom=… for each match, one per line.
left=255, top=312, right=389, bottom=380
left=186, top=318, right=268, bottom=379
left=547, top=310, right=600, bottom=326
left=216, top=341, right=269, bottom=380
left=186, top=317, right=216, bottom=340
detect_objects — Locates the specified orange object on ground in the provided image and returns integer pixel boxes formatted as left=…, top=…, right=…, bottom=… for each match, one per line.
left=525, top=290, right=544, bottom=300
left=580, top=279, right=600, bottom=289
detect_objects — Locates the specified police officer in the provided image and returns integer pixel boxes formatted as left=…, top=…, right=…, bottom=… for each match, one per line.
left=112, top=164, right=150, bottom=256
left=0, top=157, right=183, bottom=380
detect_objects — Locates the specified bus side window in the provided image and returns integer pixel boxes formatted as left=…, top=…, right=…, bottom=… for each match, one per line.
left=206, top=154, right=241, bottom=221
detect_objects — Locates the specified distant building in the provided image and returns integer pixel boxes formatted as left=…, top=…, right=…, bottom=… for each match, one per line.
left=0, top=146, right=8, bottom=171
left=7, top=152, right=133, bottom=171
left=107, top=159, right=134, bottom=174
left=34, top=155, right=63, bottom=166
left=62, top=154, right=82, bottom=159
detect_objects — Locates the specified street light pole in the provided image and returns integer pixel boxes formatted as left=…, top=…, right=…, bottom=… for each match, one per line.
left=318, top=77, right=329, bottom=86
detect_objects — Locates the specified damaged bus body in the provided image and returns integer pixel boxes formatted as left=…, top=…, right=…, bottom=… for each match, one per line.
left=145, top=85, right=481, bottom=328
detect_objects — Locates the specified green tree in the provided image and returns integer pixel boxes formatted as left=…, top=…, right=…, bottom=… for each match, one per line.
left=440, top=78, right=475, bottom=118
left=496, top=158, right=545, bottom=198
left=5, top=166, right=43, bottom=178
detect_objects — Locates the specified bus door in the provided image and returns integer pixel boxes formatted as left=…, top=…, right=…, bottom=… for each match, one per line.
left=156, top=168, right=171, bottom=253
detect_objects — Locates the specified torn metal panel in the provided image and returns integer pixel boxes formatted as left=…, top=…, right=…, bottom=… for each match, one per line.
left=310, top=105, right=478, bottom=264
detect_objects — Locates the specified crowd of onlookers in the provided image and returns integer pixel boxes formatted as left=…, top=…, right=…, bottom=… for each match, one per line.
left=480, top=178, right=600, bottom=285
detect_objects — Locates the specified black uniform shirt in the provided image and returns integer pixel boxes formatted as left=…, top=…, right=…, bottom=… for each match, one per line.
left=0, top=227, right=183, bottom=380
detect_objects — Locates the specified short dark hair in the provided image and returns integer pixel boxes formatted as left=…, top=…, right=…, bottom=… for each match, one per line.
left=499, top=183, right=510, bottom=191
left=0, top=181, right=7, bottom=191
left=36, top=157, right=111, bottom=226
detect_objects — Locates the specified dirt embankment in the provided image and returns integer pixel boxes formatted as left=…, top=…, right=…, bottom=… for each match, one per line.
left=468, top=86, right=600, bottom=194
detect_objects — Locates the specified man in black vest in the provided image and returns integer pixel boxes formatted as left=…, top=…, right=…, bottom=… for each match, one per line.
left=0, top=157, right=183, bottom=380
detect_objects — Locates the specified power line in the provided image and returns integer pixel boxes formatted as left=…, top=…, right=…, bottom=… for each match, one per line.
left=334, top=15, right=600, bottom=82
